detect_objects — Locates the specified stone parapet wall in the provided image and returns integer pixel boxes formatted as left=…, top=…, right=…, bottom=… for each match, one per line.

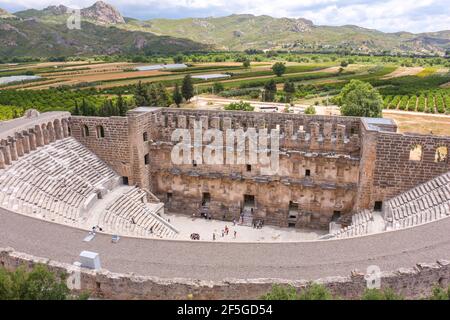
left=158, top=108, right=362, bottom=153
left=0, top=247, right=448, bottom=300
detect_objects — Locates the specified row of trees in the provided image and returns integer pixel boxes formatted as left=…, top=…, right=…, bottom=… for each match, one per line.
left=72, top=95, right=129, bottom=117
left=134, top=75, right=195, bottom=108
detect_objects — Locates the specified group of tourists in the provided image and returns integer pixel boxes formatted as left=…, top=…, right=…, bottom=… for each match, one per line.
left=212, top=225, right=237, bottom=241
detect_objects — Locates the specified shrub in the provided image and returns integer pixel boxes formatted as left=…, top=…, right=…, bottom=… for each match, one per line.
left=429, top=285, right=450, bottom=300
left=361, top=288, right=403, bottom=300
left=261, top=283, right=334, bottom=300
left=224, top=101, right=254, bottom=111
left=298, top=283, right=333, bottom=300
left=261, top=285, right=299, bottom=300
left=0, top=264, right=88, bottom=300
left=304, top=106, right=316, bottom=115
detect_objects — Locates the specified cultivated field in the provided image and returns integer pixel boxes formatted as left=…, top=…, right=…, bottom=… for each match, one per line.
left=0, top=53, right=449, bottom=134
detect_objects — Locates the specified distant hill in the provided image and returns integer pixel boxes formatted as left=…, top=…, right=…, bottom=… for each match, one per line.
left=3, top=1, right=450, bottom=57
left=137, top=14, right=450, bottom=55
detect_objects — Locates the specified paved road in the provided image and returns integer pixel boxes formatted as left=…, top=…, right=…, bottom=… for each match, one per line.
left=1, top=208, right=450, bottom=281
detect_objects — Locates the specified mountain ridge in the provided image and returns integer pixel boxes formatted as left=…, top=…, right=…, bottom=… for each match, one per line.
left=3, top=1, right=450, bottom=56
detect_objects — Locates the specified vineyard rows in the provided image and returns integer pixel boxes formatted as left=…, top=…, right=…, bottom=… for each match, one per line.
left=383, top=91, right=450, bottom=114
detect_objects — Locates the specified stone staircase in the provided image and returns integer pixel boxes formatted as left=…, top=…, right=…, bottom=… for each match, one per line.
left=241, top=207, right=254, bottom=227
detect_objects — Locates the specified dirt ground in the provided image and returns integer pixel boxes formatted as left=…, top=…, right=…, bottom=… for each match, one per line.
left=381, top=67, right=424, bottom=79
left=383, top=111, right=450, bottom=136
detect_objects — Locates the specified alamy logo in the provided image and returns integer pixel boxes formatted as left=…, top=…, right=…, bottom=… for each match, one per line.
left=67, top=8, right=81, bottom=30
left=171, top=121, right=280, bottom=175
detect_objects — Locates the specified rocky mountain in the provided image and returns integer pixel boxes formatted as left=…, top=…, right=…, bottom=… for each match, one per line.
left=0, top=17, right=208, bottom=57
left=4, top=2, right=450, bottom=57
left=15, top=1, right=125, bottom=25
left=80, top=1, right=125, bottom=24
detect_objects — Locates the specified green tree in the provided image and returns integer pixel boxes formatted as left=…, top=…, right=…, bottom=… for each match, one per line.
left=80, top=98, right=90, bottom=116
left=304, top=105, right=316, bottom=115
left=272, top=62, right=286, bottom=77
left=340, top=60, right=349, bottom=67
left=0, top=264, right=79, bottom=300
left=337, top=80, right=383, bottom=117
left=116, top=94, right=128, bottom=116
left=73, top=100, right=80, bottom=116
left=263, top=79, right=277, bottom=102
left=212, top=82, right=224, bottom=94
left=173, top=54, right=184, bottom=64
left=135, top=81, right=148, bottom=106
left=181, top=74, right=194, bottom=102
left=243, top=59, right=251, bottom=68
left=283, top=80, right=296, bottom=102
left=172, top=83, right=183, bottom=107
left=224, top=101, right=254, bottom=111
left=156, top=83, right=171, bottom=107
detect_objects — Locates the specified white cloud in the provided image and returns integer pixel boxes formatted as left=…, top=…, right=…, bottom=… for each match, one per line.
left=0, top=0, right=448, bottom=33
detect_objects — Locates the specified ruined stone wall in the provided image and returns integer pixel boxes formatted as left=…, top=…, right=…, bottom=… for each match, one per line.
left=147, top=109, right=362, bottom=228
left=70, top=116, right=131, bottom=180
left=69, top=108, right=450, bottom=229
left=371, top=132, right=450, bottom=205
left=151, top=143, right=360, bottom=228
left=161, top=108, right=362, bottom=135
left=1, top=247, right=448, bottom=300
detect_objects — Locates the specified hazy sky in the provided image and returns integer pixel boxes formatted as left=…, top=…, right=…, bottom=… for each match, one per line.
left=0, top=0, right=449, bottom=33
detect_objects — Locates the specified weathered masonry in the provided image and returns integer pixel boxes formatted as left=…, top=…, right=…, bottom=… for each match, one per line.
left=68, top=107, right=450, bottom=229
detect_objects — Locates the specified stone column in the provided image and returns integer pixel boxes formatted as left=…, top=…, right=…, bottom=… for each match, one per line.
left=309, top=122, right=320, bottom=149
left=1, top=145, right=11, bottom=165
left=15, top=134, right=24, bottom=157
left=188, top=116, right=196, bottom=129
left=210, top=117, right=220, bottom=130
left=257, top=119, right=266, bottom=130
left=336, top=124, right=346, bottom=148
left=8, top=139, right=18, bottom=161
left=285, top=120, right=293, bottom=138
left=42, top=126, right=50, bottom=145
left=200, top=116, right=208, bottom=130
left=28, top=129, right=37, bottom=150
left=0, top=149, right=5, bottom=169
left=22, top=131, right=30, bottom=154
left=62, top=120, right=69, bottom=137
left=323, top=122, right=332, bottom=147
left=223, top=117, right=232, bottom=131
left=35, top=125, right=44, bottom=147
left=55, top=121, right=63, bottom=140
left=167, top=114, right=175, bottom=129
left=47, top=123, right=56, bottom=142
left=177, top=115, right=187, bottom=129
